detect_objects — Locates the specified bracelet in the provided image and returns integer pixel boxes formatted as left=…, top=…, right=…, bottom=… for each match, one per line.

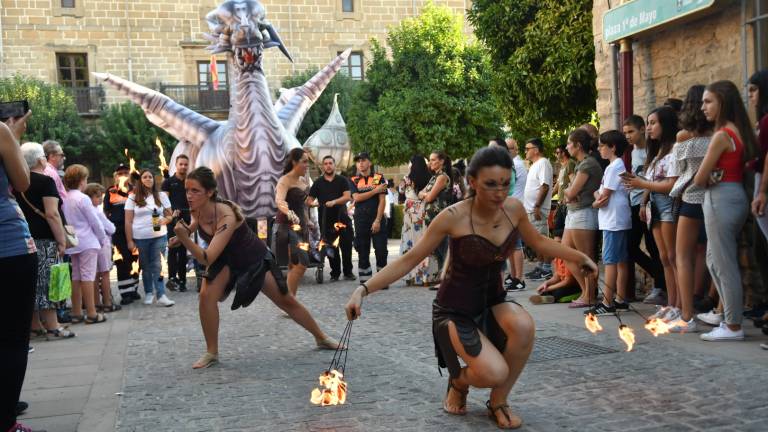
left=360, top=282, right=370, bottom=296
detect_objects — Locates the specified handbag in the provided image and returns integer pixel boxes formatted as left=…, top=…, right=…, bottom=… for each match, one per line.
left=49, top=262, right=72, bottom=302
left=21, top=192, right=78, bottom=248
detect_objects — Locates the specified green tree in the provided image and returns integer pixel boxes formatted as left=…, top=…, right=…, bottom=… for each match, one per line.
left=347, top=4, right=503, bottom=167
left=468, top=0, right=597, bottom=148
left=279, top=70, right=360, bottom=143
left=90, top=102, right=177, bottom=178
left=0, top=74, right=86, bottom=159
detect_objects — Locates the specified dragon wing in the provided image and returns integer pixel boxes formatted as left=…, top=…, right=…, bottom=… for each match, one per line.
left=93, top=72, right=220, bottom=149
left=274, top=48, right=351, bottom=138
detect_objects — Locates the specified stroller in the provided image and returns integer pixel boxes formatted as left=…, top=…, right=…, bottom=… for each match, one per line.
left=271, top=208, right=328, bottom=284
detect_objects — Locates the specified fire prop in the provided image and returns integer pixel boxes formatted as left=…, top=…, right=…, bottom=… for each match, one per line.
left=112, top=246, right=123, bottom=262
left=155, top=138, right=169, bottom=173
left=298, top=242, right=310, bottom=252
left=291, top=224, right=302, bottom=231
left=644, top=318, right=672, bottom=337
left=584, top=313, right=603, bottom=334
left=124, top=149, right=138, bottom=174
left=310, top=306, right=357, bottom=407
left=333, top=222, right=347, bottom=231
left=618, top=325, right=635, bottom=352
left=131, top=261, right=139, bottom=276
left=117, top=176, right=129, bottom=193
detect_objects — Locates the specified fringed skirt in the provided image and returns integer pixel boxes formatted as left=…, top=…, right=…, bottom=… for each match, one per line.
left=204, top=250, right=288, bottom=311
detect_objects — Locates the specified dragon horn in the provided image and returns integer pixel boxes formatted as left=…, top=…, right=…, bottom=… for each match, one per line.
left=274, top=48, right=351, bottom=137
left=93, top=72, right=220, bottom=148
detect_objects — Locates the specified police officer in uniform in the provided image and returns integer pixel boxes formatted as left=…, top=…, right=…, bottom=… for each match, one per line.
left=104, top=164, right=140, bottom=304
left=350, top=152, right=388, bottom=284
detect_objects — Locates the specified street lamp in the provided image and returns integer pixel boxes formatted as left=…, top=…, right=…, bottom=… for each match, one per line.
left=303, top=94, right=353, bottom=171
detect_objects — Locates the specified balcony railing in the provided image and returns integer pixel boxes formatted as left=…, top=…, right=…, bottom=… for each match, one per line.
left=65, top=86, right=106, bottom=115
left=159, top=85, right=230, bottom=112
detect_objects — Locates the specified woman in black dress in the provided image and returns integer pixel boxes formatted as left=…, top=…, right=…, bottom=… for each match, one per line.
left=171, top=167, right=341, bottom=369
left=345, top=146, right=597, bottom=429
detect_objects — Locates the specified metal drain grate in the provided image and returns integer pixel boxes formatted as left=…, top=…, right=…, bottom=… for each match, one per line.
left=529, top=336, right=617, bottom=363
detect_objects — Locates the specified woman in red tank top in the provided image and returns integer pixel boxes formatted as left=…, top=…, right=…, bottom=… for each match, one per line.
left=694, top=80, right=757, bottom=342
left=343, top=146, right=597, bottom=429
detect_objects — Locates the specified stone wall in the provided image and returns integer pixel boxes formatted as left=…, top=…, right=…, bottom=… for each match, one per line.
left=592, top=1, right=749, bottom=130
left=0, top=0, right=472, bottom=104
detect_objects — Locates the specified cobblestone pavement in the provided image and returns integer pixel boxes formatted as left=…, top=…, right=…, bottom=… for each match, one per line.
left=114, top=263, right=768, bottom=432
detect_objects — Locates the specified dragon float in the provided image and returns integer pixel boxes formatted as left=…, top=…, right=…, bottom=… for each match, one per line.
left=95, top=0, right=349, bottom=220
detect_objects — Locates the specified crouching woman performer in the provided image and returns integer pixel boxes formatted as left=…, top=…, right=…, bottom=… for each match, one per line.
left=171, top=167, right=342, bottom=369
left=344, top=146, right=596, bottom=429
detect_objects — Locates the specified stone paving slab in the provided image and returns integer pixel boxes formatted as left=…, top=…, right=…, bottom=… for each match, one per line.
left=114, top=273, right=768, bottom=432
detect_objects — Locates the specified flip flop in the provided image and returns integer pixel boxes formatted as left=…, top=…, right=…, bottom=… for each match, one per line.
left=568, top=299, right=590, bottom=309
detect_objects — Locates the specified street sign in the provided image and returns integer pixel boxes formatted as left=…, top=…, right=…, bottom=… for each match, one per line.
left=603, top=0, right=717, bottom=43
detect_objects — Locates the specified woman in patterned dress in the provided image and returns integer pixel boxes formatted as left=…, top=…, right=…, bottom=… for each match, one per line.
left=399, top=155, right=433, bottom=285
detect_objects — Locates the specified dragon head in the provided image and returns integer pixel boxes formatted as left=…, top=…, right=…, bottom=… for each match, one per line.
left=205, top=0, right=293, bottom=73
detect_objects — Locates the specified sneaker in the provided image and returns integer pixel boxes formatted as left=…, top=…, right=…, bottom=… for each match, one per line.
left=143, top=293, right=155, bottom=305
left=614, top=300, right=630, bottom=311
left=697, top=309, right=724, bottom=326
left=343, top=274, right=357, bottom=281
left=700, top=322, right=744, bottom=341
left=583, top=302, right=616, bottom=316
left=156, top=295, right=175, bottom=307
left=643, top=288, right=667, bottom=305
left=329, top=275, right=340, bottom=282
left=662, top=307, right=682, bottom=323
left=166, top=278, right=178, bottom=291
left=649, top=305, right=670, bottom=320
left=535, top=270, right=553, bottom=280
left=669, top=318, right=699, bottom=333
left=760, top=342, right=768, bottom=350
left=524, top=267, right=542, bottom=279
left=503, top=275, right=514, bottom=290
left=529, top=294, right=554, bottom=305
left=178, top=283, right=187, bottom=293
left=510, top=279, right=526, bottom=292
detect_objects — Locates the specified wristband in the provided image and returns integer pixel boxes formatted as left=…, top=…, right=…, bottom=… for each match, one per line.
left=360, top=282, right=370, bottom=296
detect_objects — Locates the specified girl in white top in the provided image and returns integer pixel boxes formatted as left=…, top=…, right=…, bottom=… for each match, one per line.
left=125, top=169, right=175, bottom=307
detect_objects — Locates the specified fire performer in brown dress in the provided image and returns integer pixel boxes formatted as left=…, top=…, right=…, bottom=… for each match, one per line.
left=171, top=166, right=341, bottom=369
left=345, top=146, right=597, bottom=429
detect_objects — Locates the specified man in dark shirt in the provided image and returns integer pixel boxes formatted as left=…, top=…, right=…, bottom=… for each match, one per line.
left=104, top=163, right=140, bottom=304
left=308, top=155, right=355, bottom=281
left=161, top=154, right=190, bottom=291
left=350, top=152, right=388, bottom=284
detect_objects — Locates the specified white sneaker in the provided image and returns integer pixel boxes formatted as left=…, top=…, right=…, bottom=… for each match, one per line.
left=156, top=295, right=175, bottom=307
left=649, top=306, right=670, bottom=320
left=662, top=307, right=682, bottom=323
left=700, top=322, right=744, bottom=341
left=697, top=310, right=724, bottom=326
left=143, top=293, right=155, bottom=305
left=668, top=318, right=699, bottom=333
left=643, top=288, right=666, bottom=305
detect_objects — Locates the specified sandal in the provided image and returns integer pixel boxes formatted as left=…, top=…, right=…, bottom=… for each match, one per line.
left=47, top=327, right=76, bottom=339
left=30, top=329, right=47, bottom=339
left=442, top=378, right=468, bottom=415
left=84, top=313, right=107, bottom=324
left=101, top=304, right=122, bottom=313
left=192, top=352, right=218, bottom=369
left=70, top=315, right=85, bottom=324
left=486, top=400, right=522, bottom=429
left=316, top=337, right=346, bottom=351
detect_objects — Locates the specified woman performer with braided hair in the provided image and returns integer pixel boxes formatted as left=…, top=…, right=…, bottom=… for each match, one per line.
left=171, top=166, right=341, bottom=369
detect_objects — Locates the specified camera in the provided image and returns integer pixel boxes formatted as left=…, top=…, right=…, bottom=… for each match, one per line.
left=0, top=100, right=30, bottom=122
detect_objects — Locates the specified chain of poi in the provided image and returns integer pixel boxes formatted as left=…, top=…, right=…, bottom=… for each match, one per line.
left=327, top=295, right=361, bottom=374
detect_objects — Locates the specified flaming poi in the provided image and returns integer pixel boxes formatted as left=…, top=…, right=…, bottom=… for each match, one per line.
left=317, top=240, right=327, bottom=251
left=298, top=242, right=310, bottom=251
left=644, top=318, right=672, bottom=337
left=131, top=261, right=139, bottom=276
left=618, top=325, right=635, bottom=352
left=334, top=222, right=347, bottom=231
left=124, top=148, right=138, bottom=174
left=584, top=313, right=603, bottom=334
left=117, top=176, right=129, bottom=193
left=112, top=246, right=124, bottom=262
left=291, top=224, right=302, bottom=231
left=332, top=236, right=340, bottom=248
left=310, top=369, right=348, bottom=406
left=155, top=137, right=169, bottom=172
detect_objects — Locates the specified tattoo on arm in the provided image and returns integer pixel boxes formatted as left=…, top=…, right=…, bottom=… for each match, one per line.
left=215, top=223, right=228, bottom=234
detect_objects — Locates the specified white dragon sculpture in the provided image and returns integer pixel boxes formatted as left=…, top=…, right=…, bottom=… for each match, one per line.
left=95, top=0, right=350, bottom=220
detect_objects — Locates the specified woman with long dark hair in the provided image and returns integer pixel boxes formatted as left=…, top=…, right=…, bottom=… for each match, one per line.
left=419, top=151, right=453, bottom=286
left=172, top=166, right=342, bottom=368
left=274, top=148, right=312, bottom=296
left=624, top=106, right=680, bottom=321
left=398, top=155, right=435, bottom=286
left=694, top=80, right=757, bottom=341
left=749, top=69, right=768, bottom=239
left=344, top=146, right=596, bottom=429
left=125, top=169, right=175, bottom=307
left=665, top=86, right=713, bottom=333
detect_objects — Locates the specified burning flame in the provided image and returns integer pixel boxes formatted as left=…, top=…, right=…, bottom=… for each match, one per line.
left=618, top=325, right=635, bottom=352
left=117, top=176, right=129, bottom=193
left=298, top=242, right=310, bottom=251
left=130, top=261, right=139, bottom=276
left=291, top=224, right=302, bottom=231
left=310, top=369, right=347, bottom=406
left=584, top=313, right=603, bottom=334
left=124, top=149, right=138, bottom=174
left=332, top=236, right=340, bottom=248
left=334, top=222, right=347, bottom=231
left=317, top=240, right=327, bottom=251
left=155, top=138, right=169, bottom=172
left=644, top=318, right=672, bottom=337
left=112, top=246, right=123, bottom=262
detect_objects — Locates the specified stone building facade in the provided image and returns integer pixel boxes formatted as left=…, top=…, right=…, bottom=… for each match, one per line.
left=0, top=0, right=471, bottom=110
left=592, top=0, right=766, bottom=129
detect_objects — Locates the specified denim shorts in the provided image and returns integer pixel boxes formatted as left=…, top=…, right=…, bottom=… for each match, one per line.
left=679, top=201, right=703, bottom=220
left=650, top=192, right=675, bottom=223
left=602, top=230, right=629, bottom=264
left=564, top=207, right=598, bottom=230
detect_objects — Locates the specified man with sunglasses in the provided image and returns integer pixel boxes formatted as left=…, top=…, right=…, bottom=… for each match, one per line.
left=42, top=140, right=67, bottom=199
left=523, top=138, right=553, bottom=280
